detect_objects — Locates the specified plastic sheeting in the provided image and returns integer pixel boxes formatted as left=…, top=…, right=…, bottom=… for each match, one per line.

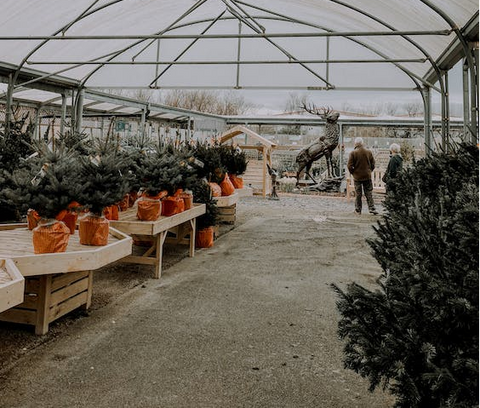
left=0, top=0, right=477, bottom=90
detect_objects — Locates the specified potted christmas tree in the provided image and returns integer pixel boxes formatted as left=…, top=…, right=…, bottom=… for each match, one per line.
left=192, top=141, right=226, bottom=197
left=8, top=146, right=83, bottom=253
left=191, top=180, right=219, bottom=248
left=76, top=152, right=130, bottom=245
left=220, top=144, right=248, bottom=189
left=135, top=151, right=184, bottom=220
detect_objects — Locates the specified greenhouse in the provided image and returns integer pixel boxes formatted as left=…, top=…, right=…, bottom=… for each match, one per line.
left=0, top=1, right=478, bottom=407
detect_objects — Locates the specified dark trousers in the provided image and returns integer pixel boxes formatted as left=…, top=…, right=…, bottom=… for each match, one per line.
left=354, top=179, right=376, bottom=213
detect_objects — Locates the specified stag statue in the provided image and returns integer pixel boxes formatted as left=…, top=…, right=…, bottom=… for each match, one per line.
left=295, top=104, right=340, bottom=186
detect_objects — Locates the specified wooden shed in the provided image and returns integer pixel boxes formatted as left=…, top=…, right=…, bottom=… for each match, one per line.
left=220, top=125, right=277, bottom=197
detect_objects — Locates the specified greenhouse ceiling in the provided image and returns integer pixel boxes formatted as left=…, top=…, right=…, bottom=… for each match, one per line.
left=0, top=0, right=477, bottom=91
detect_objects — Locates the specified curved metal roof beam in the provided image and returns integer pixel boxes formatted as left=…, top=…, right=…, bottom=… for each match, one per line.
left=418, top=0, right=477, bottom=134
left=168, top=11, right=424, bottom=91
left=78, top=0, right=209, bottom=90
left=323, top=0, right=445, bottom=95
left=234, top=0, right=435, bottom=91
left=12, top=0, right=125, bottom=86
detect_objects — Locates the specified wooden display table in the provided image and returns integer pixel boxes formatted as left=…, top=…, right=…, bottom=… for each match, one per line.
left=214, top=193, right=238, bottom=225
left=0, top=258, right=24, bottom=314
left=0, top=224, right=132, bottom=335
left=110, top=203, right=206, bottom=279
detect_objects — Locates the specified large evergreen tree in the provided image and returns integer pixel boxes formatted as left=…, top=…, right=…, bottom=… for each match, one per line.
left=332, top=143, right=478, bottom=407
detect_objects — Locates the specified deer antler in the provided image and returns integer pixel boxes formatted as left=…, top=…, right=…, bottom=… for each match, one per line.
left=301, top=103, right=335, bottom=118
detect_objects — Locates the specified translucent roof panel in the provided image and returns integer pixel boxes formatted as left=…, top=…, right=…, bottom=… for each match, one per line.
left=0, top=0, right=477, bottom=91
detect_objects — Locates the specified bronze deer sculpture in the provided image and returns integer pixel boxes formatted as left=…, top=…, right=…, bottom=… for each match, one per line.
left=295, top=104, right=340, bottom=186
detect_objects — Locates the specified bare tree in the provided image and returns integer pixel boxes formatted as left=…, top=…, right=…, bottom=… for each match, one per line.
left=284, top=92, right=308, bottom=113
left=384, top=102, right=399, bottom=116
left=403, top=101, right=423, bottom=117
left=162, top=90, right=253, bottom=115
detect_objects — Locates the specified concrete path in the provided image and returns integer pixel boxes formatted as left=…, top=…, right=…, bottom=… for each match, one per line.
left=0, top=196, right=393, bottom=408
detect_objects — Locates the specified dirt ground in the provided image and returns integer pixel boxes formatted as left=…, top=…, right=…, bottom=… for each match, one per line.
left=0, top=193, right=392, bottom=407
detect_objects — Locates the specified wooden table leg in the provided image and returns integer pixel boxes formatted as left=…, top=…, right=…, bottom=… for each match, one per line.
left=81, top=271, right=94, bottom=310
left=189, top=218, right=196, bottom=257
left=154, top=231, right=167, bottom=279
left=35, top=275, right=52, bottom=335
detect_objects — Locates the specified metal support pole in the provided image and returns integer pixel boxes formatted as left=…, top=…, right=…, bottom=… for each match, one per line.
left=74, top=88, right=84, bottom=134
left=140, top=108, right=146, bottom=138
left=187, top=116, right=192, bottom=139
left=338, top=123, right=344, bottom=177
left=60, top=92, right=67, bottom=135
left=33, top=107, right=40, bottom=141
left=235, top=21, right=242, bottom=89
left=472, top=41, right=480, bottom=143
left=443, top=70, right=450, bottom=150
left=4, top=74, right=14, bottom=129
left=471, top=42, right=479, bottom=144
left=462, top=58, right=470, bottom=142
left=422, top=87, right=433, bottom=153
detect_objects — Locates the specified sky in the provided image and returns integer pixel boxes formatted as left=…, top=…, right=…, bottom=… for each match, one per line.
left=239, top=61, right=465, bottom=116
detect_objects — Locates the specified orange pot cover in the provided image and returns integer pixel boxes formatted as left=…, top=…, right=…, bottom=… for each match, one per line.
left=209, top=182, right=222, bottom=197
left=32, top=220, right=70, bottom=254
left=104, top=205, right=119, bottom=221
left=56, top=210, right=78, bottom=234
left=220, top=174, right=235, bottom=196
left=79, top=215, right=109, bottom=246
left=196, top=226, right=214, bottom=248
left=180, top=192, right=193, bottom=210
left=137, top=199, right=161, bottom=221
left=161, top=196, right=185, bottom=216
left=229, top=174, right=244, bottom=189
left=129, top=191, right=138, bottom=207
left=27, top=209, right=41, bottom=230
left=118, top=194, right=130, bottom=211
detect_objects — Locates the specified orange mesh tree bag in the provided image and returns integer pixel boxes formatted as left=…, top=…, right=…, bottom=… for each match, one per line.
left=180, top=192, right=193, bottom=210
left=137, top=197, right=162, bottom=221
left=27, top=209, right=41, bottom=230
left=196, top=226, right=214, bottom=248
left=209, top=182, right=222, bottom=197
left=32, top=219, right=71, bottom=254
left=55, top=210, right=78, bottom=234
left=103, top=205, right=119, bottom=221
left=79, top=215, right=110, bottom=246
left=161, top=196, right=185, bottom=216
left=229, top=174, right=244, bottom=189
left=220, top=174, right=235, bottom=196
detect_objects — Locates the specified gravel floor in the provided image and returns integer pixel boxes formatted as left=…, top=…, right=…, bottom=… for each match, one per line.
left=0, top=193, right=393, bottom=407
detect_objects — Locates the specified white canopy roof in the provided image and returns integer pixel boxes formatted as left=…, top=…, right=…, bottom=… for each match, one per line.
left=0, top=0, right=477, bottom=92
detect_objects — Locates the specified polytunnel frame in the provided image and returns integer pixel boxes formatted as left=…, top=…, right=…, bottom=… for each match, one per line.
left=1, top=0, right=478, bottom=149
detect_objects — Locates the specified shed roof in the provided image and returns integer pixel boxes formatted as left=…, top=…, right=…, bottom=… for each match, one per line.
left=220, top=125, right=276, bottom=148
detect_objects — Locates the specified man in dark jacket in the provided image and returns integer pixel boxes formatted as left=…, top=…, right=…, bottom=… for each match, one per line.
left=347, top=137, right=378, bottom=215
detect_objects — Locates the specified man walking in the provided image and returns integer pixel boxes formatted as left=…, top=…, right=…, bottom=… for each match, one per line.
left=347, top=137, right=378, bottom=215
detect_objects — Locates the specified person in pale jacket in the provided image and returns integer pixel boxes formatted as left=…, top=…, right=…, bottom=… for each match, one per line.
left=347, top=137, right=378, bottom=215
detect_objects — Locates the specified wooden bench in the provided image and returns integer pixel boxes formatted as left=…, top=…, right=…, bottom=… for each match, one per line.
left=0, top=224, right=132, bottom=334
left=110, top=203, right=206, bottom=279
left=346, top=169, right=386, bottom=201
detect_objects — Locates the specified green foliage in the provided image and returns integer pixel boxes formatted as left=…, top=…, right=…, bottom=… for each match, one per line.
left=8, top=146, right=84, bottom=219
left=0, top=116, right=36, bottom=221
left=77, top=153, right=130, bottom=216
left=191, top=180, right=219, bottom=229
left=192, top=140, right=225, bottom=182
left=136, top=151, right=183, bottom=196
left=218, top=144, right=248, bottom=176
left=332, top=143, right=479, bottom=407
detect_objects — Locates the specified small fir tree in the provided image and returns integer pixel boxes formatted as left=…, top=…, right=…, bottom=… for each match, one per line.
left=218, top=144, right=248, bottom=176
left=331, top=143, right=479, bottom=407
left=7, top=146, right=84, bottom=219
left=192, top=140, right=225, bottom=183
left=191, top=180, right=219, bottom=229
left=76, top=152, right=130, bottom=216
